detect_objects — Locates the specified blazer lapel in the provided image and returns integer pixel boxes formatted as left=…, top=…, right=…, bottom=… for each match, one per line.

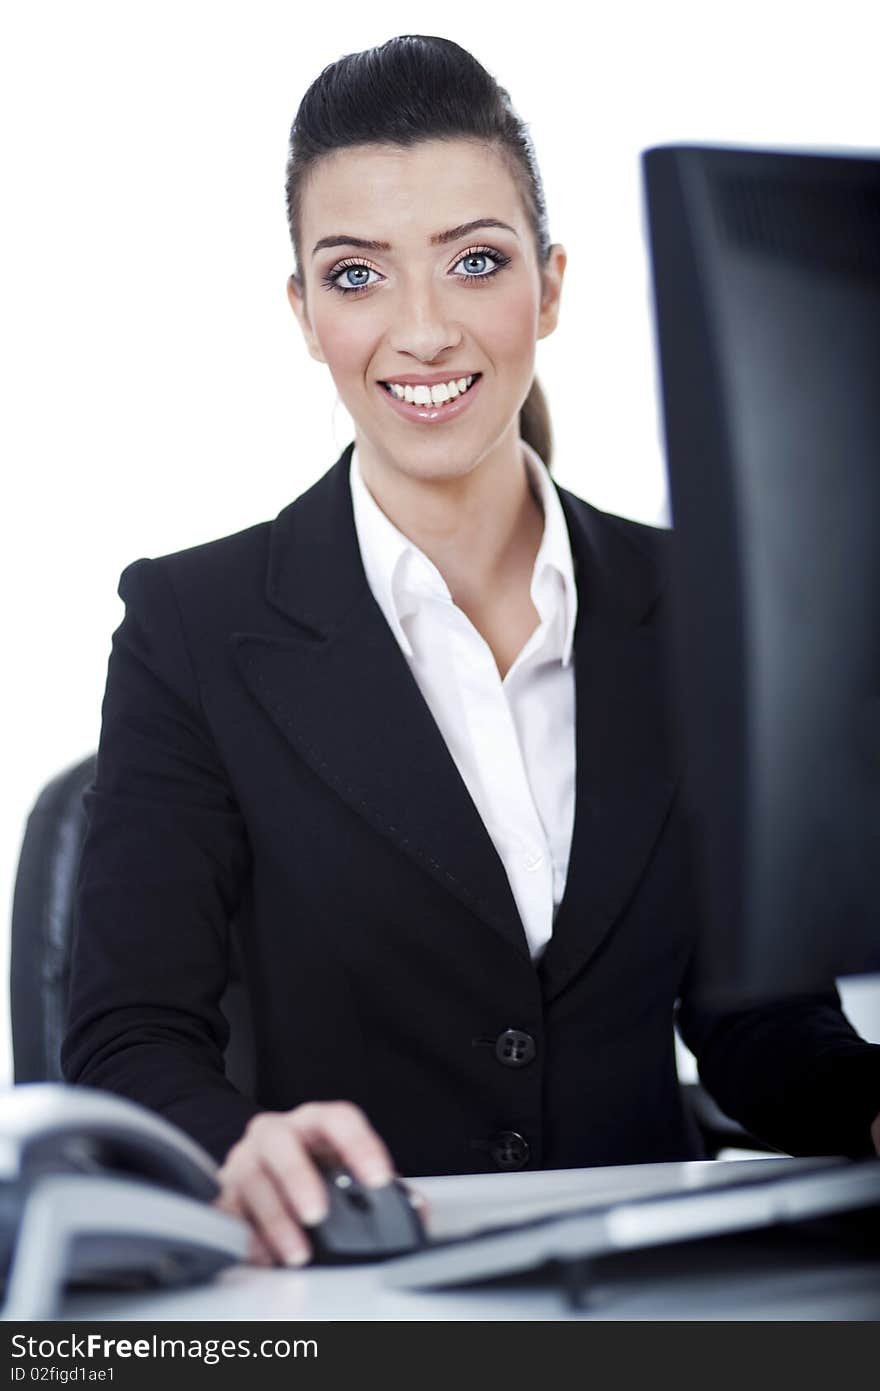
left=232, top=443, right=681, bottom=981
left=538, top=488, right=682, bottom=1003
left=231, top=443, right=529, bottom=958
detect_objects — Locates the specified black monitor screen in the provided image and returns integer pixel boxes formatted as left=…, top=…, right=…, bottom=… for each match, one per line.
left=643, top=144, right=880, bottom=1005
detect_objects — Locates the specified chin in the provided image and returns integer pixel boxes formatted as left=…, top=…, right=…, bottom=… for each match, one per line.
left=382, top=451, right=480, bottom=486
left=399, top=436, right=498, bottom=476
left=351, top=379, right=521, bottom=480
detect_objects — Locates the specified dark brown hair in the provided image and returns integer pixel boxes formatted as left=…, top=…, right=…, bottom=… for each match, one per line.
left=284, top=34, right=554, bottom=467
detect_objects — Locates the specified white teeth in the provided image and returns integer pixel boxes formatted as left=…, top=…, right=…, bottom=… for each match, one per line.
left=384, top=374, right=477, bottom=406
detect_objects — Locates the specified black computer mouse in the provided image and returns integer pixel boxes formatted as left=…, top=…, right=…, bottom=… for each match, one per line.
left=308, top=1168, right=428, bottom=1263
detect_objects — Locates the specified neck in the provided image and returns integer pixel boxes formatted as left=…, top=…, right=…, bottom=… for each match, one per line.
left=354, top=425, right=545, bottom=606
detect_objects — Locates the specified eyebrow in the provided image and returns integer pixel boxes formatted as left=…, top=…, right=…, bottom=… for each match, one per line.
left=311, top=218, right=519, bottom=257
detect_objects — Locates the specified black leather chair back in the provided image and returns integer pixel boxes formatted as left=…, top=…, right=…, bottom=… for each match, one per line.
left=10, top=755, right=256, bottom=1096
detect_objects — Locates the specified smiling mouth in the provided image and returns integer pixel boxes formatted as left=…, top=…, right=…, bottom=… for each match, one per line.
left=380, top=373, right=482, bottom=407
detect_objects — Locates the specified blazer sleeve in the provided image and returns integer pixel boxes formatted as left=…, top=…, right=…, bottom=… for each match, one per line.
left=61, top=556, right=261, bottom=1162
left=676, top=982, right=880, bottom=1158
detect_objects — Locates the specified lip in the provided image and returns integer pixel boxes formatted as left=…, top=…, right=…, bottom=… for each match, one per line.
left=376, top=374, right=483, bottom=425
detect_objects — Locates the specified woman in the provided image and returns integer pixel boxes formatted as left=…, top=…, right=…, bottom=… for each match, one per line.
left=62, top=34, right=880, bottom=1269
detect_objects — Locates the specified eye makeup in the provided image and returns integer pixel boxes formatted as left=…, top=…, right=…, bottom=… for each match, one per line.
left=320, top=245, right=513, bottom=296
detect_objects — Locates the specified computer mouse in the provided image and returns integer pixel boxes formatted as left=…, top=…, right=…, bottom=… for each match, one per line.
left=308, top=1168, right=428, bottom=1263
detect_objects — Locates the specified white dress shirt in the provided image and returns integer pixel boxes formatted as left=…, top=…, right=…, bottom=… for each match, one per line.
left=349, top=441, right=578, bottom=959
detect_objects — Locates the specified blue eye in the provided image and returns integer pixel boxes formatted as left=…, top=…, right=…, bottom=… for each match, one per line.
left=322, top=261, right=383, bottom=294
left=452, top=248, right=508, bottom=279
left=321, top=244, right=512, bottom=296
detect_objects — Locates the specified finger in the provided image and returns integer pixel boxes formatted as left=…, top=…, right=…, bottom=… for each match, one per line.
left=251, top=1118, right=332, bottom=1228
left=232, top=1159, right=312, bottom=1267
left=289, top=1101, right=396, bottom=1187
left=406, top=1185, right=431, bottom=1223
left=212, top=1184, right=245, bottom=1217
left=246, top=1230, right=276, bottom=1268
left=215, top=1164, right=289, bottom=1266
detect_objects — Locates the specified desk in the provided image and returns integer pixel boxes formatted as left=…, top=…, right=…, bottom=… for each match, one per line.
left=60, top=1241, right=880, bottom=1321
left=61, top=1160, right=880, bottom=1321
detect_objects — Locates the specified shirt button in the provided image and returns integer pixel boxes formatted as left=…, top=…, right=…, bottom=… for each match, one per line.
left=522, top=850, right=544, bottom=872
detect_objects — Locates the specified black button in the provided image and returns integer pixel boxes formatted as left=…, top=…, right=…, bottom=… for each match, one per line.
left=495, top=1029, right=536, bottom=1068
left=489, top=1130, right=530, bottom=1170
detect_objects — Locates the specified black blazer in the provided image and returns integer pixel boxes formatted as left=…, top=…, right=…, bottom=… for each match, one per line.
left=62, top=443, right=880, bottom=1170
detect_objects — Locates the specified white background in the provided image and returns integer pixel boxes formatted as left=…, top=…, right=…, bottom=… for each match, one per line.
left=2, top=1, right=879, bottom=1084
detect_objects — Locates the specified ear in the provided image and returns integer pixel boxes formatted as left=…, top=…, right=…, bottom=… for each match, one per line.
left=536, top=244, right=567, bottom=341
left=286, top=274, right=327, bottom=364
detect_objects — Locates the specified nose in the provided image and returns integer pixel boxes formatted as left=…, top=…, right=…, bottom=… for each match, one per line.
left=386, top=278, right=463, bottom=363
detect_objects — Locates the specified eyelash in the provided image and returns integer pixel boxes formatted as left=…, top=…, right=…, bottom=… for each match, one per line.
left=320, top=245, right=512, bottom=296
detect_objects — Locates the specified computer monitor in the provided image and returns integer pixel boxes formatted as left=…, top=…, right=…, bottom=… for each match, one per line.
left=642, top=143, right=880, bottom=1006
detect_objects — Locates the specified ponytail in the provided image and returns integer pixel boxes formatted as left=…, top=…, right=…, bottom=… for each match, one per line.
left=519, top=376, right=553, bottom=471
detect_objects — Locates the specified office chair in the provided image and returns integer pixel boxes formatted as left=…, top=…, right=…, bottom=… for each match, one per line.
left=9, top=756, right=762, bottom=1157
left=10, top=754, right=256, bottom=1097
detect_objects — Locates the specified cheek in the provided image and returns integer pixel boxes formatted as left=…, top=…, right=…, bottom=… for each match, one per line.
left=482, top=281, right=540, bottom=361
left=311, top=305, right=376, bottom=380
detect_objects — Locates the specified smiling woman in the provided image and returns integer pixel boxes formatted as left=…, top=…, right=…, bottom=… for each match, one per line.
left=62, top=33, right=880, bottom=1271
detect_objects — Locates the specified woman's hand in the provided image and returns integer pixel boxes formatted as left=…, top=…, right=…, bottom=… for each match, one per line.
left=212, top=1101, right=400, bottom=1267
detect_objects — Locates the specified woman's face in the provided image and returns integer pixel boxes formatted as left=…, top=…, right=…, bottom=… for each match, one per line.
left=288, top=138, right=566, bottom=483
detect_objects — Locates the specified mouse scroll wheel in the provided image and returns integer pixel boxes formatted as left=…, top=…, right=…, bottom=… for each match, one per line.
left=332, top=1172, right=371, bottom=1212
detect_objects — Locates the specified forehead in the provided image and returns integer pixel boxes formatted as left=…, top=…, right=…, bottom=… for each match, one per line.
left=299, top=138, right=527, bottom=243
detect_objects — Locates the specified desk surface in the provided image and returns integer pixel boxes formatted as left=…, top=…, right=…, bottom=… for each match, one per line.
left=62, top=1159, right=880, bottom=1322
left=63, top=1244, right=880, bottom=1322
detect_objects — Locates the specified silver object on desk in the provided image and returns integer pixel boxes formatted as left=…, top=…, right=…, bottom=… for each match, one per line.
left=0, top=1084, right=249, bottom=1321
left=384, top=1156, right=880, bottom=1297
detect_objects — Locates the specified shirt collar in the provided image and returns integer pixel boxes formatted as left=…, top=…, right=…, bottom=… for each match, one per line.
left=350, top=440, right=578, bottom=665
left=520, top=438, right=578, bottom=666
